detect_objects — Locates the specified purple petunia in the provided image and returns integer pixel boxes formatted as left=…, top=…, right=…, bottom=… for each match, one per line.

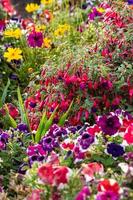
left=97, top=115, right=121, bottom=135
left=107, top=143, right=125, bottom=158
left=79, top=132, right=94, bottom=149
left=127, top=0, right=133, bottom=5
left=17, top=123, right=29, bottom=133
left=75, top=186, right=91, bottom=200
left=27, top=31, right=43, bottom=48
left=96, top=191, right=120, bottom=200
left=88, top=7, right=103, bottom=20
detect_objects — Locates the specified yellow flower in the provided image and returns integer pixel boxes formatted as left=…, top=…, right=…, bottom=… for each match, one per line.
left=4, top=47, right=22, bottom=62
left=35, top=24, right=46, bottom=32
left=41, top=0, right=53, bottom=5
left=4, top=28, right=22, bottom=39
left=43, top=37, right=51, bottom=48
left=25, top=3, right=39, bottom=13
left=28, top=68, right=34, bottom=73
left=97, top=7, right=105, bottom=13
left=54, top=24, right=70, bottom=37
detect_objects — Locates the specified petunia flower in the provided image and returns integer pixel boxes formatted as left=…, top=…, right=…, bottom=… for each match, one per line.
left=96, top=191, right=120, bottom=200
left=97, top=115, right=121, bottom=135
left=82, top=162, right=104, bottom=182
left=107, top=143, right=125, bottom=158
left=75, top=186, right=90, bottom=200
left=38, top=164, right=54, bottom=185
left=98, top=179, right=120, bottom=194
left=27, top=31, right=43, bottom=48
left=124, top=124, right=133, bottom=144
left=127, top=0, right=133, bottom=5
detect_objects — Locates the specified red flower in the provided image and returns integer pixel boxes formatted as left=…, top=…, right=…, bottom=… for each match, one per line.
left=86, top=124, right=101, bottom=136
left=27, top=189, right=42, bottom=200
left=82, top=162, right=104, bottom=181
left=124, top=124, right=133, bottom=144
left=98, top=179, right=120, bottom=194
left=38, top=164, right=54, bottom=185
left=7, top=103, right=19, bottom=119
left=53, top=166, right=70, bottom=187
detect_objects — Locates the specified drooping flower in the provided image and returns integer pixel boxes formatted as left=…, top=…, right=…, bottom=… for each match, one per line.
left=6, top=103, right=19, bottom=118
left=27, top=32, right=43, bottom=48
left=107, top=143, right=125, bottom=158
left=4, top=47, right=22, bottom=62
left=4, top=28, right=22, bottom=39
left=25, top=3, right=39, bottom=13
left=97, top=115, right=121, bottom=135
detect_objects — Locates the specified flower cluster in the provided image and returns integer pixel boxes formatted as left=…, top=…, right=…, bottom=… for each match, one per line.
left=23, top=110, right=133, bottom=199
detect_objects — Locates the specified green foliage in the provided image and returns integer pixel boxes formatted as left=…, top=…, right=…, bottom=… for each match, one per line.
left=17, top=87, right=31, bottom=131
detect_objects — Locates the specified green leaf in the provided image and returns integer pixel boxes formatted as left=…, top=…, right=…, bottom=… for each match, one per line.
left=58, top=100, right=73, bottom=126
left=41, top=106, right=58, bottom=138
left=35, top=111, right=47, bottom=143
left=0, top=79, right=10, bottom=107
left=5, top=104, right=17, bottom=128
left=17, top=87, right=31, bottom=131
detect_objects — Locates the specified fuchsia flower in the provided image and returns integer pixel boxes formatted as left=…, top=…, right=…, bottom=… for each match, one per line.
left=8, top=104, right=19, bottom=118
left=81, top=162, right=104, bottom=182
left=27, top=31, right=43, bottom=48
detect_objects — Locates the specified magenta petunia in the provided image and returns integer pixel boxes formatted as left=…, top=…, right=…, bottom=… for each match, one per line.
left=27, top=31, right=43, bottom=48
left=97, top=115, right=121, bottom=135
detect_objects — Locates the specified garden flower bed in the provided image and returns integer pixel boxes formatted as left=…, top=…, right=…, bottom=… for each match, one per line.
left=0, top=0, right=133, bottom=199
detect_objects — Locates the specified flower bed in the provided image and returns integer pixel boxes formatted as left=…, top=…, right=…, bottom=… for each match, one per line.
left=0, top=0, right=133, bottom=199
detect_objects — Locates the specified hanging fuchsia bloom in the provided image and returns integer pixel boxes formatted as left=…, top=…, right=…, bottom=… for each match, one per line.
left=27, top=31, right=43, bottom=47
